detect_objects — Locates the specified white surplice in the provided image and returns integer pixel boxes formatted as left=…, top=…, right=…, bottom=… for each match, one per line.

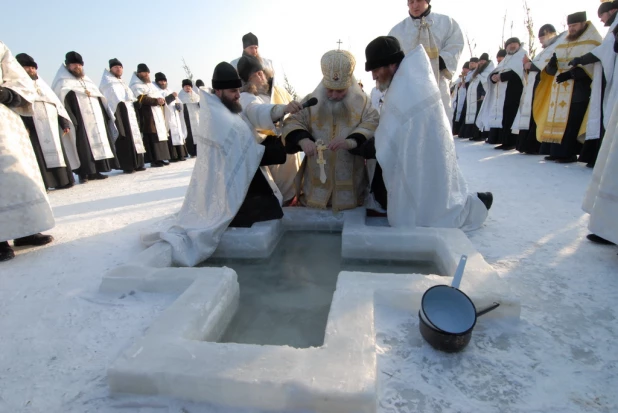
left=129, top=73, right=168, bottom=142
left=465, top=62, right=494, bottom=125
left=51, top=65, right=116, bottom=160
left=153, top=83, right=187, bottom=146
left=178, top=88, right=201, bottom=142
left=0, top=41, right=54, bottom=241
left=375, top=45, right=488, bottom=231
left=99, top=69, right=145, bottom=154
left=476, top=47, right=527, bottom=132
left=142, top=91, right=281, bottom=267
left=389, top=11, right=465, bottom=121
left=26, top=74, right=80, bottom=169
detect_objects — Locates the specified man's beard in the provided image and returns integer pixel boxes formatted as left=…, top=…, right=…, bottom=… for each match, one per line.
left=137, top=74, right=150, bottom=83
left=377, top=77, right=392, bottom=92
left=69, top=67, right=84, bottom=78
left=221, top=94, right=242, bottom=114
left=507, top=47, right=520, bottom=55
left=28, top=74, right=38, bottom=80
left=566, top=24, right=588, bottom=41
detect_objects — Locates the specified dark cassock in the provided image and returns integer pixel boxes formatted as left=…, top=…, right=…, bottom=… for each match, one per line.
left=15, top=53, right=78, bottom=190
left=463, top=54, right=494, bottom=141
left=535, top=12, right=602, bottom=163
left=99, top=58, right=146, bottom=173
left=178, top=79, right=200, bottom=157
left=51, top=51, right=119, bottom=183
left=513, top=26, right=562, bottom=154
left=451, top=61, right=470, bottom=137
left=476, top=38, right=525, bottom=150
left=129, top=64, right=171, bottom=167
left=153, top=72, right=188, bottom=162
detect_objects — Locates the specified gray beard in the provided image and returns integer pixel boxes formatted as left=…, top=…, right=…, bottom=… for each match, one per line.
left=377, top=78, right=392, bottom=92
left=507, top=47, right=520, bottom=56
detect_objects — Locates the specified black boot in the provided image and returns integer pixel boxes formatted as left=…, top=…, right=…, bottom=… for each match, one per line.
left=90, top=172, right=108, bottom=180
left=0, top=241, right=15, bottom=262
left=78, top=175, right=89, bottom=184
left=13, top=233, right=54, bottom=247
left=586, top=234, right=615, bottom=245
left=477, top=192, right=494, bottom=210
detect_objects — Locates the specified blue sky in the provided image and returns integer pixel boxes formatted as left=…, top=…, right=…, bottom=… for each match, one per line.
left=3, top=0, right=608, bottom=96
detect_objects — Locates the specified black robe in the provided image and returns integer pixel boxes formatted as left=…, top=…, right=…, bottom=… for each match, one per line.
left=20, top=114, right=75, bottom=189
left=114, top=102, right=145, bottom=172
left=229, top=136, right=287, bottom=228
left=183, top=103, right=198, bottom=157
left=63, top=91, right=119, bottom=176
left=545, top=66, right=592, bottom=159
left=133, top=96, right=171, bottom=163
left=349, top=137, right=387, bottom=210
left=489, top=70, right=524, bottom=147
left=516, top=64, right=542, bottom=154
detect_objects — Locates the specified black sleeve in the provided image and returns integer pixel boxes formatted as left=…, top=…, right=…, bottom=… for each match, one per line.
left=529, top=63, right=541, bottom=72
left=579, top=52, right=601, bottom=65
left=349, top=136, right=376, bottom=159
left=165, top=94, right=176, bottom=105
left=571, top=67, right=591, bottom=81
left=58, top=116, right=71, bottom=130
left=439, top=56, right=446, bottom=71
left=545, top=64, right=558, bottom=76
left=500, top=71, right=519, bottom=82
left=63, top=93, right=79, bottom=127
left=0, top=86, right=26, bottom=107
left=346, top=133, right=367, bottom=150
left=489, top=72, right=499, bottom=84
left=284, top=129, right=314, bottom=154
left=260, top=136, right=286, bottom=166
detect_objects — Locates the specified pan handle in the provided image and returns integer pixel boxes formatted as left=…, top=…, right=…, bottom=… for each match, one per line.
left=476, top=302, right=500, bottom=317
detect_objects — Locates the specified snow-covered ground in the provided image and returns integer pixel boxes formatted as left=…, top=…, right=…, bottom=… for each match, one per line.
left=1, top=140, right=617, bottom=413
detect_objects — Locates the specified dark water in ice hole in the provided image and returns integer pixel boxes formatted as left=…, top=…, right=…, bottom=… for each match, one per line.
left=198, top=231, right=440, bottom=348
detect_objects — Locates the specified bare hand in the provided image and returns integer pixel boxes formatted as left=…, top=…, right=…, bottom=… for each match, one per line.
left=285, top=101, right=303, bottom=114
left=172, top=92, right=178, bottom=98
left=328, top=138, right=350, bottom=151
left=62, top=128, right=70, bottom=135
left=299, top=138, right=317, bottom=156
left=157, top=98, right=165, bottom=105
left=523, top=55, right=531, bottom=64
left=524, top=62, right=532, bottom=71
left=491, top=74, right=500, bottom=83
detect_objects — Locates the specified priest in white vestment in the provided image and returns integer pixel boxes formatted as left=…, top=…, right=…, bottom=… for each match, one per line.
left=1, top=41, right=55, bottom=262
left=362, top=36, right=492, bottom=230
left=129, top=64, right=171, bottom=167
left=388, top=0, right=464, bottom=122
left=567, top=2, right=618, bottom=166
left=282, top=50, right=379, bottom=212
left=142, top=62, right=289, bottom=267
left=15, top=52, right=79, bottom=190
left=238, top=55, right=303, bottom=205
left=512, top=25, right=562, bottom=154
left=52, top=51, right=118, bottom=183
left=230, top=32, right=275, bottom=76
left=581, top=9, right=618, bottom=246
left=178, top=79, right=200, bottom=157
left=154, top=72, right=188, bottom=162
left=476, top=38, right=526, bottom=149
left=463, top=54, right=495, bottom=141
left=100, top=58, right=146, bottom=174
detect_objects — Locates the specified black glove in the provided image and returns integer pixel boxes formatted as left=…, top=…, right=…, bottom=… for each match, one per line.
left=568, top=57, right=582, bottom=67
left=556, top=71, right=573, bottom=84
left=548, top=53, right=558, bottom=70
left=175, top=102, right=182, bottom=111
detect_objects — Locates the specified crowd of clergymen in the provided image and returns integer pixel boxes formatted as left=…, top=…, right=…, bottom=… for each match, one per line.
left=450, top=4, right=617, bottom=168
left=2, top=0, right=618, bottom=264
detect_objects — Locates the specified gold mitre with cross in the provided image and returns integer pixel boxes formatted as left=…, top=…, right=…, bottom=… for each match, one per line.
left=321, top=50, right=356, bottom=90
